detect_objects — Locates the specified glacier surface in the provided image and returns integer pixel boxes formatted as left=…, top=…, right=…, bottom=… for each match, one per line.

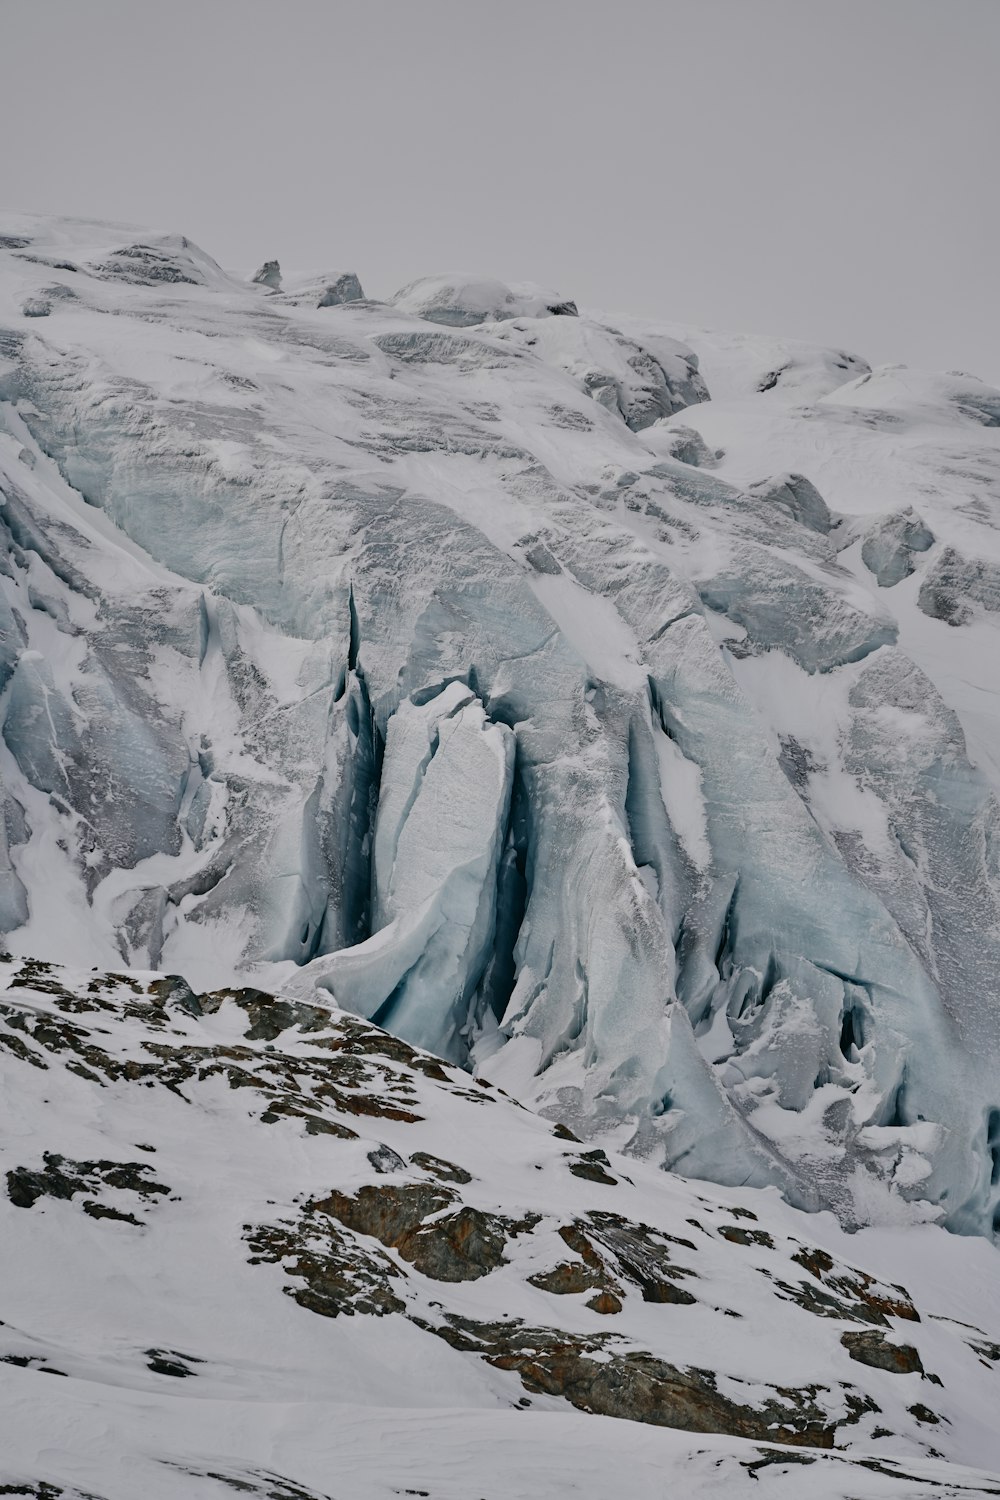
left=1, top=217, right=999, bottom=1237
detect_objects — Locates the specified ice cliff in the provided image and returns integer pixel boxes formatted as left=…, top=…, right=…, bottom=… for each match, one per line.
left=1, top=215, right=999, bottom=1237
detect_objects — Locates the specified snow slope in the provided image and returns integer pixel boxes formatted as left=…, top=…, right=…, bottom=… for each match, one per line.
left=0, top=216, right=998, bottom=1245
left=1, top=957, right=999, bottom=1497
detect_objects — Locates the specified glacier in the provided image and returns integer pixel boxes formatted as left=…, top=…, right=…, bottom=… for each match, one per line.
left=1, top=213, right=1000, bottom=1241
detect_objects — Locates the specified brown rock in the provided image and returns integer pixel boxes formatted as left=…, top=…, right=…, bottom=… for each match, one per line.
left=841, top=1330, right=924, bottom=1375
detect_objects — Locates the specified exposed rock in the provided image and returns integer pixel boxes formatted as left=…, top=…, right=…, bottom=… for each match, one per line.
left=568, top=1149, right=618, bottom=1185
left=529, top=1258, right=604, bottom=1297
left=146, top=974, right=203, bottom=1015
left=366, top=1143, right=407, bottom=1174
left=528, top=1214, right=697, bottom=1309
left=82, top=1202, right=141, bottom=1225
left=425, top=1312, right=840, bottom=1447
left=222, top=989, right=331, bottom=1042
left=586, top=1211, right=698, bottom=1305
left=409, top=1150, right=472, bottom=1184
left=312, top=1182, right=529, bottom=1282
left=719, top=1225, right=775, bottom=1247
left=6, top=1153, right=170, bottom=1211
left=587, top=1290, right=623, bottom=1314
left=245, top=1214, right=405, bottom=1318
left=0, top=1484, right=106, bottom=1498
left=145, top=1348, right=202, bottom=1378
left=840, top=1330, right=924, bottom=1375
left=779, top=1245, right=919, bottom=1327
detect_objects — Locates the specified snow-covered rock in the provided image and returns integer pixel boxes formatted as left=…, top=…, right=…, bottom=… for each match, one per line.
left=0, top=957, right=997, bottom=1496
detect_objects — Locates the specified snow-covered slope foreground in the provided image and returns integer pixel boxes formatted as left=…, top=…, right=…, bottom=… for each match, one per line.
left=2, top=957, right=1000, bottom=1498
left=0, top=215, right=999, bottom=1248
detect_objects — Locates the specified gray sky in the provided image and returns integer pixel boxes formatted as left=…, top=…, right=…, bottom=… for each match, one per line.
left=3, top=0, right=997, bottom=381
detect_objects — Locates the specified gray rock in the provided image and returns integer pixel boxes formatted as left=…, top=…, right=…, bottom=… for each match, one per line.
left=366, top=1143, right=407, bottom=1174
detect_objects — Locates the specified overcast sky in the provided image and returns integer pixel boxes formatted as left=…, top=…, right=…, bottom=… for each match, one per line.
left=2, top=0, right=997, bottom=380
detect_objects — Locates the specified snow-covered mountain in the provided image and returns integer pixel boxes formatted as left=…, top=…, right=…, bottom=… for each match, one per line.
left=0, top=213, right=999, bottom=1494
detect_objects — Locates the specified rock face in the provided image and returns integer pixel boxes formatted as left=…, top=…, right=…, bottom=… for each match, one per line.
left=0, top=215, right=1000, bottom=1245
left=841, top=1331, right=925, bottom=1376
